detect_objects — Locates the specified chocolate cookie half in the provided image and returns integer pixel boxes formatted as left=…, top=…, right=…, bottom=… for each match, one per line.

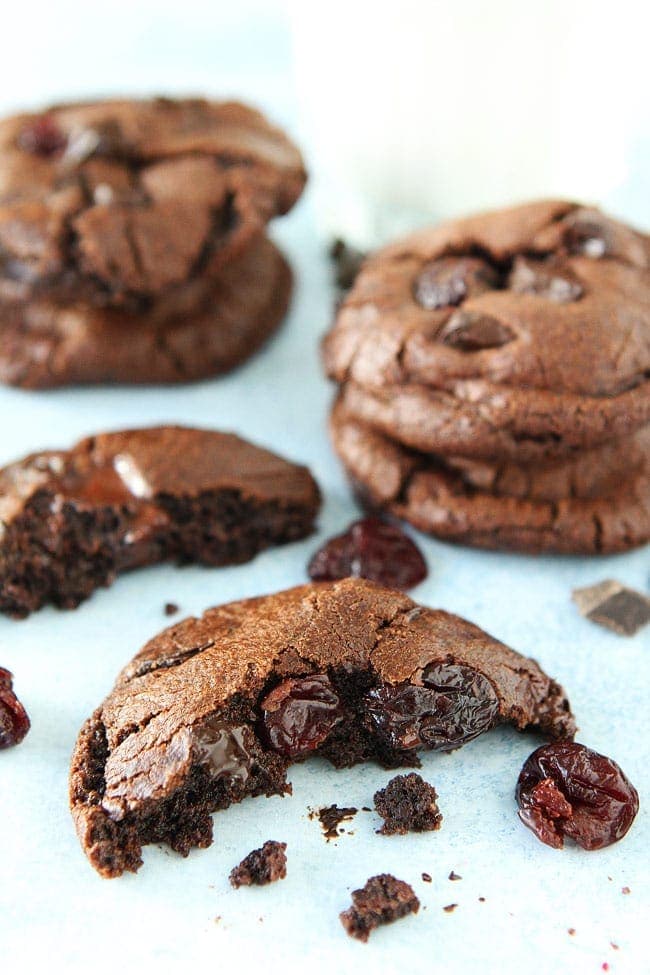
left=69, top=578, right=574, bottom=877
left=0, top=236, right=291, bottom=388
left=330, top=402, right=650, bottom=554
left=325, top=200, right=650, bottom=459
left=0, top=98, right=306, bottom=306
left=0, top=426, right=320, bottom=617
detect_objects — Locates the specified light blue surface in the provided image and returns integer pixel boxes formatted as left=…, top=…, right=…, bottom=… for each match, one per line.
left=0, top=5, right=648, bottom=973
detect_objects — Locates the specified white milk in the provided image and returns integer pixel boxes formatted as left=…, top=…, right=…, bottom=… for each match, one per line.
left=288, top=0, right=649, bottom=243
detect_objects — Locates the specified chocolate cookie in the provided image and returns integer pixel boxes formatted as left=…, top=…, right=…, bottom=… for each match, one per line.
left=0, top=426, right=320, bottom=617
left=325, top=201, right=650, bottom=459
left=0, top=98, right=305, bottom=306
left=0, top=236, right=291, bottom=387
left=330, top=402, right=650, bottom=554
left=69, top=578, right=574, bottom=877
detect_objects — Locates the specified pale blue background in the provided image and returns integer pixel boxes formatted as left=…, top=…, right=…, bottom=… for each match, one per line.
left=0, top=4, right=648, bottom=973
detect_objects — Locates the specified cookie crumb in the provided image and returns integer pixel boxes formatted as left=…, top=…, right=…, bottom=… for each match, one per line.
left=421, top=872, right=432, bottom=883
left=229, top=841, right=287, bottom=888
left=164, top=602, right=180, bottom=616
left=622, top=886, right=631, bottom=895
left=478, top=897, right=486, bottom=903
left=374, top=773, right=442, bottom=834
left=448, top=871, right=462, bottom=881
left=572, top=580, right=650, bottom=636
left=340, top=874, right=419, bottom=942
left=330, top=238, right=366, bottom=292
left=568, top=928, right=576, bottom=936
left=610, top=943, right=619, bottom=951
left=317, top=805, right=358, bottom=840
left=443, top=903, right=458, bottom=913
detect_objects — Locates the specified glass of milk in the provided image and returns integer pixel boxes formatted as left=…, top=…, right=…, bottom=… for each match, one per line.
left=287, top=0, right=650, bottom=244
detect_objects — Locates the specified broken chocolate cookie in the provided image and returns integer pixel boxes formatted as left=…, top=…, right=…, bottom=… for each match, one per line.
left=69, top=578, right=574, bottom=877
left=0, top=425, right=320, bottom=617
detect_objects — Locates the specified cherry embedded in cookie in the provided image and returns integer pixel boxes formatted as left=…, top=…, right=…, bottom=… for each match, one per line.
left=18, top=115, right=68, bottom=156
left=413, top=257, right=499, bottom=310
left=308, top=516, right=427, bottom=590
left=516, top=741, right=639, bottom=850
left=259, top=674, right=345, bottom=757
left=364, top=663, right=499, bottom=754
left=0, top=667, right=31, bottom=749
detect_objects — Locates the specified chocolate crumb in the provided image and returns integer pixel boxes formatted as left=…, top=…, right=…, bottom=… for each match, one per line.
left=443, top=903, right=458, bottom=913
left=340, top=873, right=420, bottom=942
left=568, top=928, right=576, bottom=936
left=317, top=805, right=358, bottom=840
left=572, top=580, right=650, bottom=636
left=622, top=886, right=631, bottom=895
left=361, top=806, right=372, bottom=812
left=330, top=238, right=367, bottom=292
left=164, top=602, right=180, bottom=616
left=478, top=897, right=486, bottom=903
left=374, top=773, right=442, bottom=835
left=229, top=840, right=287, bottom=888
left=610, top=943, right=619, bottom=950
left=421, top=872, right=432, bottom=883
left=448, top=871, right=462, bottom=881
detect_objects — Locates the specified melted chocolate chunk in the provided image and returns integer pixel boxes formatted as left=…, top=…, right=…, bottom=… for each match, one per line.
left=439, top=310, right=516, bottom=351
left=509, top=256, right=583, bottom=303
left=414, top=257, right=498, bottom=310
left=195, top=718, right=253, bottom=786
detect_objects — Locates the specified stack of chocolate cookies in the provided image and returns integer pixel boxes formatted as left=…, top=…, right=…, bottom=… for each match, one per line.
left=0, top=97, right=306, bottom=387
left=324, top=200, right=650, bottom=554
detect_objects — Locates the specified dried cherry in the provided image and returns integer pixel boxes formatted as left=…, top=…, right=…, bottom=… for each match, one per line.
left=18, top=116, right=67, bottom=157
left=0, top=667, right=31, bottom=749
left=259, top=674, right=345, bottom=758
left=308, top=516, right=427, bottom=591
left=516, top=741, right=639, bottom=850
left=364, top=662, right=499, bottom=753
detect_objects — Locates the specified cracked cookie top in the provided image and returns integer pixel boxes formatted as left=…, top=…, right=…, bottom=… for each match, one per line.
left=324, top=200, right=650, bottom=400
left=0, top=97, right=306, bottom=306
left=92, top=579, right=574, bottom=818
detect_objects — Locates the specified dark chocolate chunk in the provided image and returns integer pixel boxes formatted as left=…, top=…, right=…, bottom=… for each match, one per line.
left=572, top=580, right=650, bottom=636
left=339, top=874, right=420, bottom=942
left=439, top=310, right=516, bottom=351
left=0, top=667, right=31, bottom=749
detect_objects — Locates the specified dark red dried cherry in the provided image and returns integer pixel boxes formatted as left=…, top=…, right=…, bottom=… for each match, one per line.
left=259, top=674, right=345, bottom=758
left=0, top=667, right=31, bottom=749
left=364, top=662, right=499, bottom=753
left=414, top=257, right=499, bottom=310
left=516, top=742, right=639, bottom=850
left=308, top=516, right=427, bottom=591
left=18, top=116, right=68, bottom=157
